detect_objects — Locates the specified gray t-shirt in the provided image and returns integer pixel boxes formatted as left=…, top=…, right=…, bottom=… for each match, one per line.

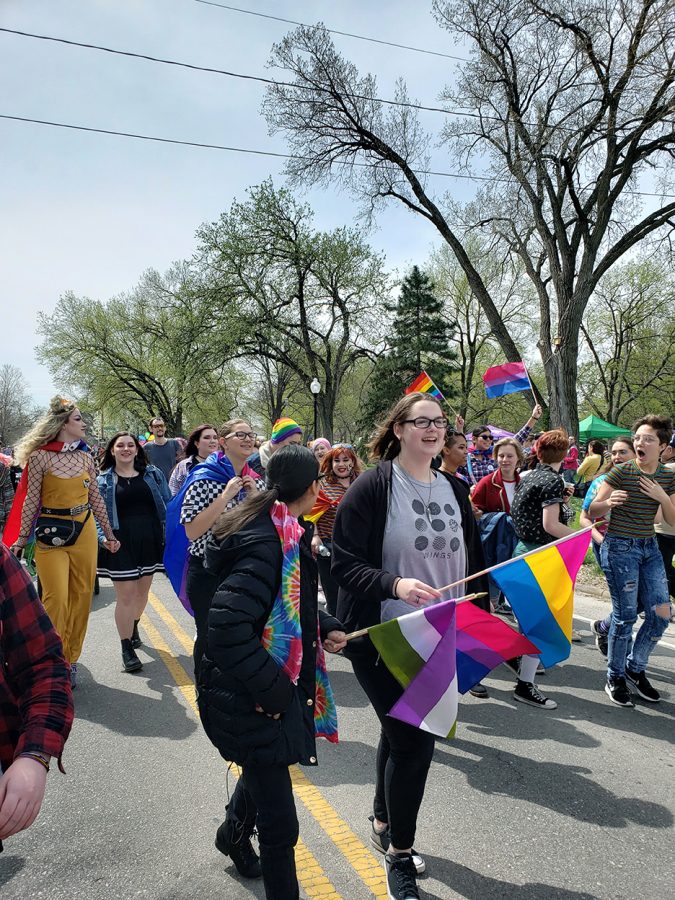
left=381, top=463, right=466, bottom=622
left=144, top=440, right=180, bottom=481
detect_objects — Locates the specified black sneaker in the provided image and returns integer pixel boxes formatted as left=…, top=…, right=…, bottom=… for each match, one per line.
left=369, top=817, right=425, bottom=874
left=591, top=620, right=608, bottom=657
left=513, top=680, right=557, bottom=709
left=504, top=656, right=521, bottom=676
left=121, top=639, right=142, bottom=673
left=605, top=677, right=634, bottom=707
left=384, top=853, right=419, bottom=900
left=469, top=682, right=489, bottom=699
left=625, top=668, right=660, bottom=702
left=215, top=819, right=262, bottom=879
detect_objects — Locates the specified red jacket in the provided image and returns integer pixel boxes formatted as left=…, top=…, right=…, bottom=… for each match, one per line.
left=0, top=543, right=74, bottom=774
left=472, top=469, right=520, bottom=515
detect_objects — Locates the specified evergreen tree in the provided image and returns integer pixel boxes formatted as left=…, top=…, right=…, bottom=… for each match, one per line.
left=360, top=266, right=457, bottom=429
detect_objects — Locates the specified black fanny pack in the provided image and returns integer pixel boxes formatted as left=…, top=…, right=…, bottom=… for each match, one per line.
left=36, top=509, right=91, bottom=547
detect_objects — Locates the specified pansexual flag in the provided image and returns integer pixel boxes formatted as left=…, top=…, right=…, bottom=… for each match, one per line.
left=490, top=528, right=592, bottom=668
left=405, top=370, right=445, bottom=401
left=368, top=599, right=539, bottom=738
left=483, top=362, right=530, bottom=398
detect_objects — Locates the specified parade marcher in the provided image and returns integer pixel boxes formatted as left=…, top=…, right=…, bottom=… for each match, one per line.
left=509, top=429, right=576, bottom=710
left=247, top=418, right=303, bottom=477
left=458, top=403, right=542, bottom=483
left=308, top=444, right=363, bottom=616
left=168, top=424, right=219, bottom=495
left=96, top=433, right=171, bottom=673
left=0, top=542, right=74, bottom=851
left=471, top=437, right=524, bottom=516
left=0, top=458, right=14, bottom=537
left=589, top=415, right=675, bottom=706
left=439, top=428, right=471, bottom=485
left=5, top=397, right=118, bottom=688
left=143, top=416, right=181, bottom=482
left=198, top=445, right=345, bottom=900
left=574, top=440, right=606, bottom=496
left=561, top=435, right=579, bottom=484
left=172, top=419, right=264, bottom=678
left=332, top=393, right=488, bottom=900
left=579, top=437, right=636, bottom=656
left=311, top=438, right=331, bottom=464
left=654, top=433, right=675, bottom=599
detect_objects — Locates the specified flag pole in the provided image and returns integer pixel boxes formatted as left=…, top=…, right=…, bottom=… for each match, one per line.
left=434, top=524, right=596, bottom=595
left=342, top=592, right=487, bottom=641
left=525, top=365, right=538, bottom=408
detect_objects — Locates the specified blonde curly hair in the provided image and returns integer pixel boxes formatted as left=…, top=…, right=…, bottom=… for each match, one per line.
left=14, top=396, right=78, bottom=467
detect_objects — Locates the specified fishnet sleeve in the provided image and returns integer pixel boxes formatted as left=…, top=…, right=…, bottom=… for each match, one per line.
left=86, top=456, right=114, bottom=540
left=16, top=452, right=48, bottom=546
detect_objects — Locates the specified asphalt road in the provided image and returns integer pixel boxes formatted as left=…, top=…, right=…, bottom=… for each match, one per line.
left=1, top=575, right=673, bottom=900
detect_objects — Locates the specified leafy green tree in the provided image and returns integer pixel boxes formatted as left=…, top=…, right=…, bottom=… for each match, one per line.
left=359, top=266, right=457, bottom=426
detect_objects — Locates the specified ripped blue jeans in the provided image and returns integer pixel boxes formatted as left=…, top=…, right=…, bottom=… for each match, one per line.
left=600, top=535, right=671, bottom=679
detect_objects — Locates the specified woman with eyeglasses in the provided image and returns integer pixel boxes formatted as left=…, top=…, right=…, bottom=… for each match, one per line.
left=308, top=444, right=363, bottom=616
left=168, top=424, right=219, bottom=495
left=176, top=419, right=265, bottom=677
left=459, top=404, right=542, bottom=484
left=332, top=393, right=488, bottom=900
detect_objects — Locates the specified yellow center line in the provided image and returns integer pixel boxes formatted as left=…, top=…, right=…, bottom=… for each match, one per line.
left=140, top=607, right=341, bottom=899
left=146, top=591, right=387, bottom=898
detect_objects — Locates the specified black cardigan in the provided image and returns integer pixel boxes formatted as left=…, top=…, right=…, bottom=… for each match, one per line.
left=331, top=460, right=489, bottom=661
left=198, top=512, right=341, bottom=767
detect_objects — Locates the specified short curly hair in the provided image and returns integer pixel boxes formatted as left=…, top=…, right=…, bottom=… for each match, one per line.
left=536, top=428, right=569, bottom=465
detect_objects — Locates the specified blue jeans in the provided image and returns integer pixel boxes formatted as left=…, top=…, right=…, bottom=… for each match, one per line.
left=600, top=535, right=671, bottom=679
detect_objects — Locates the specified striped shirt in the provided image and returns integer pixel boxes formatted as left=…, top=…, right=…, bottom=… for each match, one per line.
left=316, top=479, right=350, bottom=542
left=604, top=460, right=675, bottom=538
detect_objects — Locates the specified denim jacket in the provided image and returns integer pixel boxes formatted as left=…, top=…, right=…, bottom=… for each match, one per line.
left=96, top=466, right=171, bottom=534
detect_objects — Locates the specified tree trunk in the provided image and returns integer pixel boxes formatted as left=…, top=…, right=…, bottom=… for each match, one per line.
left=543, top=347, right=579, bottom=434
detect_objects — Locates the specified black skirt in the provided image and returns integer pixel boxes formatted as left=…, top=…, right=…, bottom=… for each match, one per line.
left=98, top=514, right=164, bottom=581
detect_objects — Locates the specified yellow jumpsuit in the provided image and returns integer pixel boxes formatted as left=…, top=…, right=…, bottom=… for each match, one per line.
left=35, top=470, right=98, bottom=664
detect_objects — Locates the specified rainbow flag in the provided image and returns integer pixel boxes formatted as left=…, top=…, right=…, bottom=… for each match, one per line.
left=405, top=370, right=445, bottom=401
left=489, top=529, right=592, bottom=668
left=367, top=598, right=539, bottom=738
left=483, top=362, right=530, bottom=398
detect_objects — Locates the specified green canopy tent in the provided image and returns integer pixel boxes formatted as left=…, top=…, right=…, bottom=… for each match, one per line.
left=578, top=415, right=631, bottom=443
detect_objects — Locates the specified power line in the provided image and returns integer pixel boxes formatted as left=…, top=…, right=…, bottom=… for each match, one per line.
left=2, top=113, right=672, bottom=199
left=193, top=0, right=467, bottom=62
left=0, top=26, right=470, bottom=119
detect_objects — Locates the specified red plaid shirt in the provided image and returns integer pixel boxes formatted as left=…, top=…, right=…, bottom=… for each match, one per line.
left=0, top=543, right=74, bottom=773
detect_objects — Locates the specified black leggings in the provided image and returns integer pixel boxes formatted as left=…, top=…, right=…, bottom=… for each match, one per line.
left=656, top=533, right=675, bottom=598
left=186, top=555, right=218, bottom=679
left=351, top=654, right=435, bottom=850
left=228, top=764, right=299, bottom=900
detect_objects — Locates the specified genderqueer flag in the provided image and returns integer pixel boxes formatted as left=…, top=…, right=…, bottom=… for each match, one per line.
left=368, top=599, right=539, bottom=738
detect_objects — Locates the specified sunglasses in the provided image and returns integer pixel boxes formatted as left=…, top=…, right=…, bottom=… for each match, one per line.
left=478, top=434, right=493, bottom=441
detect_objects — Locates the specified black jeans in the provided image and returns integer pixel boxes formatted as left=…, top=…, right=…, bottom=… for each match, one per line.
left=317, top=541, right=339, bottom=617
left=351, top=654, right=435, bottom=850
left=228, top=764, right=299, bottom=900
left=656, top=533, right=675, bottom=598
left=186, top=555, right=218, bottom=679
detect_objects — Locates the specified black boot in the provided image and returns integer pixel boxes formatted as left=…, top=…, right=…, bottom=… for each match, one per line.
left=131, top=619, right=141, bottom=649
left=121, top=638, right=142, bottom=673
left=215, top=816, right=262, bottom=879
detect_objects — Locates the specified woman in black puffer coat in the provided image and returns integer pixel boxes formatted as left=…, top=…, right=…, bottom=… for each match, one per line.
left=198, top=445, right=345, bottom=900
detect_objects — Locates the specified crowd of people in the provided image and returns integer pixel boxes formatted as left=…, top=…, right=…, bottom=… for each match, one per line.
left=1, top=393, right=673, bottom=900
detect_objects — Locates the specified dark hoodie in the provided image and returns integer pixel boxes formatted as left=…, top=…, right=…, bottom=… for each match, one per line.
left=198, top=511, right=341, bottom=767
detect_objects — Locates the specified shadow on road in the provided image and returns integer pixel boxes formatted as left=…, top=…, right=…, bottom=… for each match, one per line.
left=0, top=854, right=26, bottom=889
left=434, top=737, right=673, bottom=829
left=420, top=857, right=599, bottom=899
left=303, top=739, right=381, bottom=787
left=326, top=668, right=370, bottom=708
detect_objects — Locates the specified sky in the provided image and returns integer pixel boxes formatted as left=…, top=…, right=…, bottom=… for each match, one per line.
left=0, top=0, right=476, bottom=406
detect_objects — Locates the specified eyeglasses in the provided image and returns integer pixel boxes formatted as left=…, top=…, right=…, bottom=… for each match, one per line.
left=226, top=431, right=257, bottom=441
left=478, top=434, right=493, bottom=441
left=402, top=417, right=449, bottom=430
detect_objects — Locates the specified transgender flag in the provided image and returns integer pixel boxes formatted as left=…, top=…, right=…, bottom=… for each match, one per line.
left=368, top=599, right=538, bottom=738
left=483, top=361, right=531, bottom=398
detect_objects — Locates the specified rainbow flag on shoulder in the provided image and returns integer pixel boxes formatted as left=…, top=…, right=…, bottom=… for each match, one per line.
left=405, top=370, right=445, bottom=401
left=367, top=599, right=539, bottom=738
left=490, top=528, right=592, bottom=668
left=483, top=362, right=531, bottom=398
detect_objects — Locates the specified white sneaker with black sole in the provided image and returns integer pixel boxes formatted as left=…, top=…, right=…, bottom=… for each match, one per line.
left=513, top=679, right=557, bottom=709
left=384, top=852, right=420, bottom=900
left=369, top=816, right=425, bottom=874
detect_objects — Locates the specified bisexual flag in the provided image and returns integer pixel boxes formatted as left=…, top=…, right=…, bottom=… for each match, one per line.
left=483, top=362, right=530, bottom=398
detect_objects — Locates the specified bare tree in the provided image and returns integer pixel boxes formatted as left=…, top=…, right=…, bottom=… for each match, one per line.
left=0, top=364, right=38, bottom=447
left=263, top=0, right=675, bottom=429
